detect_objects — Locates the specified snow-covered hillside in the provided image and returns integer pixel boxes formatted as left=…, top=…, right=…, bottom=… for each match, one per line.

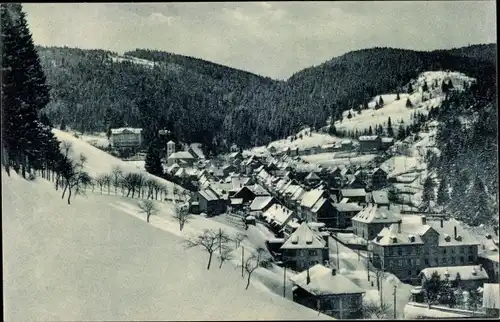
left=336, top=71, right=475, bottom=133
left=110, top=55, right=156, bottom=68
left=2, top=170, right=332, bottom=321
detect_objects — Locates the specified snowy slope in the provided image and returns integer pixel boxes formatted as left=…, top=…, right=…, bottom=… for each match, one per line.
left=336, top=71, right=475, bottom=133
left=110, top=55, right=156, bottom=68
left=2, top=171, right=332, bottom=321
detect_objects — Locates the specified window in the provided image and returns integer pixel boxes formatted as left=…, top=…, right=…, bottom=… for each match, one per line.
left=443, top=248, right=447, bottom=254
left=398, top=248, right=402, bottom=256
left=460, top=256, right=465, bottom=263
left=442, top=257, right=448, bottom=265
left=468, top=255, right=474, bottom=262
left=399, top=259, right=403, bottom=266
left=416, top=259, right=421, bottom=266
left=451, top=257, right=456, bottom=264
left=388, top=247, right=392, bottom=256
left=469, top=246, right=474, bottom=253
left=408, top=270, right=413, bottom=278
left=309, top=250, right=317, bottom=256
left=460, top=247, right=465, bottom=254
left=451, top=248, right=455, bottom=253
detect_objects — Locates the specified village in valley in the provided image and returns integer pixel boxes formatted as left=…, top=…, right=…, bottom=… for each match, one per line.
left=2, top=2, right=497, bottom=321
left=70, top=71, right=498, bottom=319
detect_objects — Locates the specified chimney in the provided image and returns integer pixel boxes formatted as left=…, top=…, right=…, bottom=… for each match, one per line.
left=421, top=215, right=427, bottom=225
left=306, top=267, right=311, bottom=285
left=440, top=219, right=444, bottom=228
left=454, top=226, right=457, bottom=240
left=332, top=268, right=337, bottom=276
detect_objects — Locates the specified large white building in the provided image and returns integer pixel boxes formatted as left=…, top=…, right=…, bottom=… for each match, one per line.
left=110, top=128, right=143, bottom=149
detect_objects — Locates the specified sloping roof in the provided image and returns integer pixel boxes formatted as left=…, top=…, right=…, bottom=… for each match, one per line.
left=198, top=187, right=220, bottom=201
left=174, top=168, right=185, bottom=177
left=111, top=127, right=142, bottom=134
left=281, top=222, right=326, bottom=250
left=263, top=204, right=295, bottom=227
left=300, top=189, right=326, bottom=208
left=483, top=283, right=500, bottom=309
left=291, top=187, right=306, bottom=202
left=248, top=184, right=269, bottom=196
left=305, top=172, right=321, bottom=181
left=340, top=168, right=351, bottom=176
left=290, top=264, right=365, bottom=296
left=367, top=190, right=390, bottom=205
left=311, top=198, right=332, bottom=213
left=358, top=135, right=379, bottom=141
left=189, top=143, right=205, bottom=159
left=333, top=203, right=363, bottom=213
left=374, top=223, right=425, bottom=246
left=228, top=151, right=241, bottom=158
left=428, top=218, right=480, bottom=247
left=381, top=137, right=394, bottom=143
left=352, top=204, right=401, bottom=224
left=168, top=151, right=195, bottom=159
left=231, top=198, right=244, bottom=205
left=250, top=196, right=275, bottom=211
left=341, top=189, right=366, bottom=198
left=420, top=265, right=489, bottom=281
left=231, top=176, right=251, bottom=190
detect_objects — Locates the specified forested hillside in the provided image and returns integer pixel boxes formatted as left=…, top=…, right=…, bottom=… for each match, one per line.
left=38, top=44, right=496, bottom=153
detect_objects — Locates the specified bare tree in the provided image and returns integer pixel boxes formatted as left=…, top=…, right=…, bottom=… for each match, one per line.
left=173, top=202, right=191, bottom=231
left=60, top=153, right=91, bottom=204
left=233, top=232, right=247, bottom=248
left=243, top=247, right=267, bottom=290
left=111, top=166, right=123, bottom=195
left=218, top=244, right=234, bottom=269
left=103, top=174, right=112, bottom=195
left=184, top=229, right=220, bottom=270
left=96, top=174, right=107, bottom=194
left=172, top=185, right=179, bottom=201
left=362, top=301, right=392, bottom=319
left=138, top=199, right=158, bottom=223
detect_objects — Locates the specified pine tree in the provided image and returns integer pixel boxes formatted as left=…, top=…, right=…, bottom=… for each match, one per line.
left=407, top=83, right=413, bottom=94
left=396, top=93, right=400, bottom=100
left=378, top=96, right=384, bottom=106
left=347, top=111, right=353, bottom=119
left=387, top=117, right=394, bottom=137
left=422, top=81, right=429, bottom=92
left=397, top=125, right=406, bottom=140
left=328, top=123, right=337, bottom=136
left=422, top=176, right=435, bottom=210
left=447, top=79, right=454, bottom=89
left=363, top=100, right=369, bottom=109
left=368, top=126, right=373, bottom=135
left=106, top=125, right=112, bottom=140
left=436, top=175, right=449, bottom=205
left=441, top=80, right=449, bottom=93
left=145, top=143, right=163, bottom=177
left=60, top=118, right=67, bottom=131
left=405, top=98, right=413, bottom=108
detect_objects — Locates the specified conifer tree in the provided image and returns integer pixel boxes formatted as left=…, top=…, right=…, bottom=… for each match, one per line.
left=422, top=176, right=435, bottom=210
left=387, top=117, right=394, bottom=137
left=422, top=81, right=429, bottom=92
left=405, top=98, right=413, bottom=108
left=396, top=93, right=400, bottom=100
left=441, top=80, right=449, bottom=93
left=368, top=126, right=373, bottom=135
left=145, top=143, right=163, bottom=177
left=378, top=96, right=384, bottom=106
left=397, top=125, right=406, bottom=140
left=436, top=175, right=449, bottom=205
left=407, top=83, right=413, bottom=94
left=447, top=79, right=454, bottom=89
left=347, top=111, right=353, bottom=119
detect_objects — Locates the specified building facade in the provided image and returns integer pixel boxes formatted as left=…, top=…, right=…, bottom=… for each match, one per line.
left=110, top=128, right=143, bottom=149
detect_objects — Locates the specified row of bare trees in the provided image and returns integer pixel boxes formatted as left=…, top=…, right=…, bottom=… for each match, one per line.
left=184, top=229, right=270, bottom=290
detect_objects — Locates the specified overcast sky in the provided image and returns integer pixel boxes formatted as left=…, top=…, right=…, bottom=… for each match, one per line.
left=24, top=1, right=496, bottom=80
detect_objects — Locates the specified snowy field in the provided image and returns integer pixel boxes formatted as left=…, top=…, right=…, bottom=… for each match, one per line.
left=336, top=71, right=475, bottom=134
left=248, top=128, right=340, bottom=156
left=2, top=170, right=332, bottom=321
left=124, top=160, right=146, bottom=171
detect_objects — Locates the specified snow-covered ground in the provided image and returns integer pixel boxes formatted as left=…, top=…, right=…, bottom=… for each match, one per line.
left=124, top=160, right=146, bottom=171
left=301, top=152, right=377, bottom=167
left=336, top=71, right=475, bottom=134
left=110, top=55, right=156, bottom=68
left=2, top=169, right=332, bottom=321
left=248, top=128, right=340, bottom=156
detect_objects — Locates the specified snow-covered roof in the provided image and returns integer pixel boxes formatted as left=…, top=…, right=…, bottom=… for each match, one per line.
left=358, top=135, right=379, bottom=141
left=281, top=222, right=326, bottom=250
left=305, top=172, right=320, bottom=181
left=420, top=265, right=489, bottom=281
left=291, top=186, right=306, bottom=202
left=367, top=190, right=390, bottom=205
left=311, top=198, right=332, bottom=214
left=168, top=151, right=195, bottom=159
left=352, top=204, right=401, bottom=224
left=198, top=187, right=220, bottom=201
left=263, top=204, right=296, bottom=228
left=483, top=283, right=500, bottom=309
left=340, top=188, right=366, bottom=198
left=290, top=264, right=365, bottom=296
left=231, top=198, right=244, bottom=205
left=174, top=168, right=185, bottom=177
left=300, top=189, right=326, bottom=209
left=167, top=140, right=175, bottom=145
left=333, top=203, right=363, bottom=213
left=381, top=137, right=394, bottom=143
left=249, top=196, right=275, bottom=211
left=110, top=127, right=142, bottom=135
left=231, top=176, right=251, bottom=190
left=189, top=144, right=205, bottom=159
left=248, top=184, right=270, bottom=196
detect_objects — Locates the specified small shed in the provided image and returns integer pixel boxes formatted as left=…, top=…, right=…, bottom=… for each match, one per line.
left=245, top=215, right=256, bottom=226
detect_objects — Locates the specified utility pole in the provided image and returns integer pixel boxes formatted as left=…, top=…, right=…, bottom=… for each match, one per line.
left=380, top=259, right=384, bottom=308
left=241, top=246, right=244, bottom=278
left=219, top=228, right=222, bottom=255
left=336, top=237, right=340, bottom=270
left=393, top=285, right=397, bottom=319
left=283, top=265, right=286, bottom=298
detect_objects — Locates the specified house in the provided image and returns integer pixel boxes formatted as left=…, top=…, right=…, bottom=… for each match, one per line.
left=222, top=165, right=237, bottom=177
left=320, top=144, right=336, bottom=153
left=381, top=137, right=394, bottom=149
left=310, top=198, right=337, bottom=228
left=190, top=186, right=226, bottom=216
left=418, top=265, right=489, bottom=290
left=370, top=168, right=388, bottom=188
left=340, top=167, right=352, bottom=178
left=351, top=203, right=402, bottom=242
left=188, top=143, right=205, bottom=160
left=340, top=140, right=353, bottom=151
left=482, top=283, right=500, bottom=317
left=167, top=151, right=195, bottom=167
left=332, top=203, right=364, bottom=229
left=248, top=184, right=270, bottom=197
left=290, top=264, right=365, bottom=319
left=370, top=216, right=481, bottom=284
left=340, top=188, right=367, bottom=204
left=230, top=198, right=244, bottom=211
left=228, top=151, right=243, bottom=160
left=166, top=140, right=176, bottom=158
left=477, top=231, right=499, bottom=283
left=366, top=190, right=390, bottom=208
left=231, top=176, right=252, bottom=190
left=110, top=128, right=143, bottom=150
left=304, top=172, right=321, bottom=186
left=249, top=196, right=277, bottom=213
left=262, top=204, right=300, bottom=237
left=345, top=175, right=366, bottom=189
left=280, top=222, right=330, bottom=271
left=299, top=188, right=329, bottom=222
left=231, top=186, right=257, bottom=204
left=358, top=135, right=381, bottom=153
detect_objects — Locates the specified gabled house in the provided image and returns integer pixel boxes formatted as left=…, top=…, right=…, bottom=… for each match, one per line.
left=366, top=190, right=390, bottom=208
left=358, top=135, right=381, bottom=153
left=340, top=188, right=367, bottom=204
left=290, top=264, right=365, bottom=319
left=370, top=168, right=388, bottom=189
left=248, top=184, right=270, bottom=197
left=249, top=196, right=277, bottom=213
left=110, top=127, right=143, bottom=150
left=167, top=151, right=195, bottom=167
left=304, top=172, right=321, bottom=186
left=222, top=164, right=237, bottom=177
left=419, top=265, right=489, bottom=290
left=231, top=176, right=252, bottom=190
left=351, top=203, right=401, bottom=242
left=188, top=143, right=205, bottom=160
left=190, top=186, right=226, bottom=216
left=310, top=198, right=337, bottom=228
left=299, top=188, right=329, bottom=222
left=332, top=203, right=364, bottom=229
left=262, top=204, right=300, bottom=237
left=345, top=174, right=366, bottom=189
left=228, top=151, right=243, bottom=160
left=280, top=222, right=329, bottom=271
